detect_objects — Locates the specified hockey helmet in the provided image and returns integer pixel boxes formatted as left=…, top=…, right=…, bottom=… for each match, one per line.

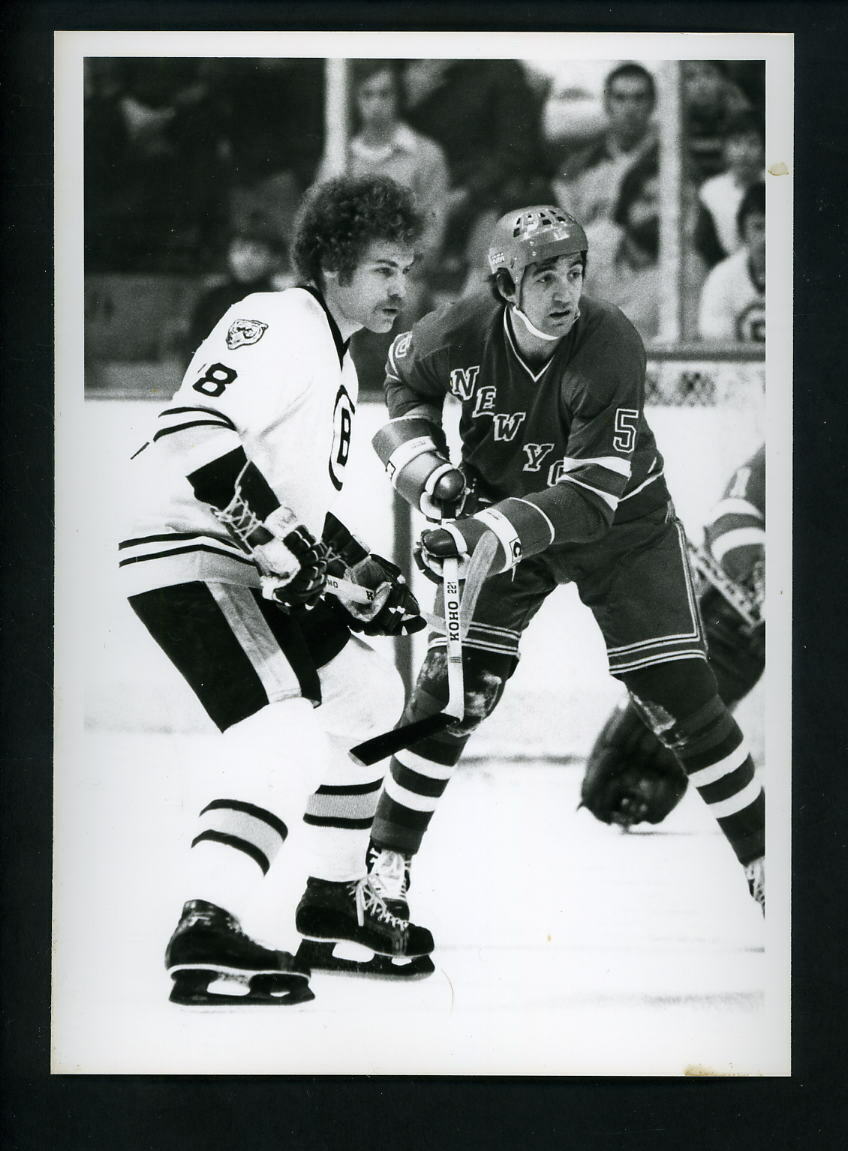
left=487, top=205, right=588, bottom=289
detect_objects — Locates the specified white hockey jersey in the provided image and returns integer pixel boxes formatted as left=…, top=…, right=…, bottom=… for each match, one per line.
left=697, top=248, right=765, bottom=343
left=119, top=287, right=358, bottom=595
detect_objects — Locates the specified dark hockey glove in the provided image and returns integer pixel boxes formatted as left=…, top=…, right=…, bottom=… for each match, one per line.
left=580, top=701, right=689, bottom=828
left=414, top=511, right=518, bottom=584
left=373, top=417, right=466, bottom=519
left=337, top=554, right=426, bottom=637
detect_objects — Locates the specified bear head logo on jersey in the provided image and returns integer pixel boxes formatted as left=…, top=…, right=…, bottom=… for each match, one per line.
left=226, top=319, right=268, bottom=350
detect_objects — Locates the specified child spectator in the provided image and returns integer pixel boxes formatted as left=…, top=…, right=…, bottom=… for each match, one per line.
left=698, top=181, right=765, bottom=342
left=697, top=112, right=765, bottom=259
left=185, top=227, right=289, bottom=357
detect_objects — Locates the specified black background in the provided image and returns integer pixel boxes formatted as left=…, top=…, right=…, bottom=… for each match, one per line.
left=2, top=2, right=846, bottom=1148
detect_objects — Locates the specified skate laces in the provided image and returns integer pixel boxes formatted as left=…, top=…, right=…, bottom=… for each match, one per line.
left=367, top=847, right=409, bottom=901
left=351, top=875, right=407, bottom=932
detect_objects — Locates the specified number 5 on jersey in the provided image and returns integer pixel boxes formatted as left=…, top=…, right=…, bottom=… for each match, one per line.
left=613, top=408, right=639, bottom=453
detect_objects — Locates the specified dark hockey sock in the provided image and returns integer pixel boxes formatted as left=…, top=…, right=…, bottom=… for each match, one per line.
left=663, top=697, right=764, bottom=864
left=192, top=798, right=288, bottom=875
left=370, top=728, right=469, bottom=854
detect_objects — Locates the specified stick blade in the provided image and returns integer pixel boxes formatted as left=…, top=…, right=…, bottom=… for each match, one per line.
left=349, top=713, right=453, bottom=766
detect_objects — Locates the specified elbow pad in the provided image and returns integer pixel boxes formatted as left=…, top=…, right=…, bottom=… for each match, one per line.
left=372, top=417, right=465, bottom=519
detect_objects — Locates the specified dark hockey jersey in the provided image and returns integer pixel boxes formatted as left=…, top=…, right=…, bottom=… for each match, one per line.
left=703, top=444, right=765, bottom=584
left=384, top=292, right=669, bottom=546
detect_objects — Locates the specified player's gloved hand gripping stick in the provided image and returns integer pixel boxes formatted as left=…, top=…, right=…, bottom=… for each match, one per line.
left=348, top=531, right=497, bottom=767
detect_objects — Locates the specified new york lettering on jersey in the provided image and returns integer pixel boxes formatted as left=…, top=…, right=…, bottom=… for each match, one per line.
left=385, top=293, right=669, bottom=527
left=119, top=287, right=358, bottom=595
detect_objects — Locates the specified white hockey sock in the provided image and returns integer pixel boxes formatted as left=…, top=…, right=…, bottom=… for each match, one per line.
left=301, top=733, right=384, bottom=881
left=180, top=697, right=332, bottom=940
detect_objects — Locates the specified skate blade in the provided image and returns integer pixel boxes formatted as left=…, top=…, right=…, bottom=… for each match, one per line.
left=169, top=968, right=315, bottom=1007
left=296, top=939, right=435, bottom=980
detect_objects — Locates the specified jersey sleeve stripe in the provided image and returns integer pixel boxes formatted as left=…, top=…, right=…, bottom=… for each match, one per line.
left=555, top=474, right=619, bottom=510
left=709, top=526, right=766, bottom=563
left=507, top=497, right=556, bottom=546
left=152, top=419, right=239, bottom=443
left=552, top=453, right=632, bottom=478
left=158, top=405, right=237, bottom=427
left=709, top=497, right=764, bottom=522
left=619, top=469, right=664, bottom=501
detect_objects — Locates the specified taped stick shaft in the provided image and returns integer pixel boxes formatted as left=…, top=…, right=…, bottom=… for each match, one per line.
left=441, top=556, right=464, bottom=721
left=324, top=574, right=444, bottom=632
left=349, top=533, right=496, bottom=765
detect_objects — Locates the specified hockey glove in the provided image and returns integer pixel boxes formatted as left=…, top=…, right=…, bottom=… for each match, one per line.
left=252, top=508, right=329, bottom=611
left=321, top=512, right=425, bottom=635
left=373, top=417, right=466, bottom=519
left=580, top=701, right=689, bottom=828
left=414, top=500, right=532, bottom=583
left=337, top=554, right=426, bottom=637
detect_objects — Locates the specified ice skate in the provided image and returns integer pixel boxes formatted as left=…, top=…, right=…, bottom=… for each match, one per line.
left=165, top=899, right=314, bottom=1006
left=366, top=843, right=413, bottom=918
left=295, top=875, right=435, bottom=979
left=744, top=856, right=765, bottom=914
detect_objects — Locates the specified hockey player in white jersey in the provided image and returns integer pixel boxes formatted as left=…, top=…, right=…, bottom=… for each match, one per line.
left=119, top=175, right=436, bottom=1005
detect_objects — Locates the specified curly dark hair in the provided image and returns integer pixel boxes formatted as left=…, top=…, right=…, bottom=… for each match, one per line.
left=292, top=174, right=424, bottom=288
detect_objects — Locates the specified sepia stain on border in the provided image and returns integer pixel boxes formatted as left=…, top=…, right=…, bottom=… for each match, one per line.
left=768, top=161, right=790, bottom=176
left=684, top=1064, right=760, bottom=1077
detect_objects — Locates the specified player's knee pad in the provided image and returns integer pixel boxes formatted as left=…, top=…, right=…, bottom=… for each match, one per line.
left=317, top=634, right=405, bottom=741
left=415, top=646, right=510, bottom=737
left=617, top=657, right=718, bottom=737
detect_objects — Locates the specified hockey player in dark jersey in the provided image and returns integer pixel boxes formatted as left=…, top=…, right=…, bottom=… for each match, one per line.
left=580, top=444, right=765, bottom=829
left=365, top=205, right=766, bottom=928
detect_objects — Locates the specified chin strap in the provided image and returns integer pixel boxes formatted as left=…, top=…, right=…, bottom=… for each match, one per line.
left=510, top=304, right=580, bottom=342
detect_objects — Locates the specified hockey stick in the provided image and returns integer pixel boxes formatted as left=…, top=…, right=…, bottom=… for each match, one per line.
left=349, top=532, right=498, bottom=766
left=685, top=538, right=762, bottom=631
left=323, top=574, right=445, bottom=633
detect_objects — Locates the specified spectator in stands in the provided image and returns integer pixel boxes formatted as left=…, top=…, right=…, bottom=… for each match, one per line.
left=585, top=149, right=707, bottom=344
left=683, top=60, right=754, bottom=183
left=185, top=226, right=289, bottom=357
left=318, top=60, right=449, bottom=287
left=110, top=59, right=229, bottom=272
left=698, top=181, right=765, bottom=343
left=400, top=59, right=549, bottom=290
left=552, top=62, right=657, bottom=241
left=217, top=59, right=326, bottom=249
left=84, top=59, right=129, bottom=271
left=317, top=60, right=450, bottom=390
left=697, top=112, right=765, bottom=260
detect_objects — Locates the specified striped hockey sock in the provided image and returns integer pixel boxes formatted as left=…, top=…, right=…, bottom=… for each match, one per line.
left=370, top=729, right=469, bottom=855
left=302, top=746, right=385, bottom=881
left=665, top=697, right=764, bottom=864
left=186, top=798, right=289, bottom=930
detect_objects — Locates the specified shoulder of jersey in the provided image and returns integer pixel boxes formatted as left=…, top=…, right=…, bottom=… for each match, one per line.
left=411, top=291, right=500, bottom=353
left=223, top=286, right=326, bottom=327
left=579, top=292, right=644, bottom=346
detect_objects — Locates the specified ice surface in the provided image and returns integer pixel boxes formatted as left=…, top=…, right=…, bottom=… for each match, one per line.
left=51, top=733, right=785, bottom=1077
